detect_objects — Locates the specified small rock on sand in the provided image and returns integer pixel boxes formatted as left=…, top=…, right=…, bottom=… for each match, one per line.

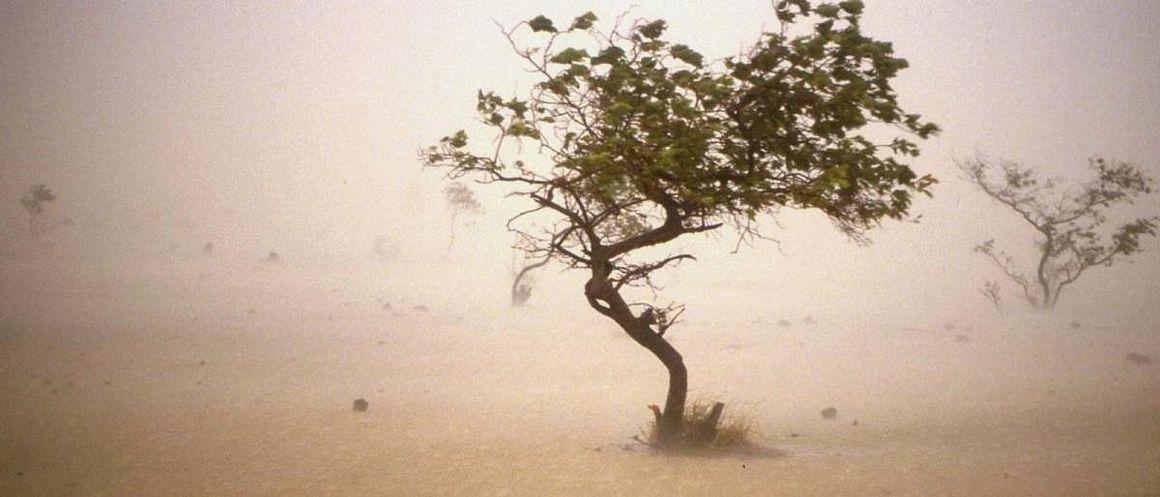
left=821, top=407, right=838, bottom=419
left=954, top=334, right=970, bottom=343
left=1125, top=352, right=1152, bottom=365
left=353, top=398, right=369, bottom=412
left=777, top=319, right=793, bottom=327
left=413, top=305, right=429, bottom=312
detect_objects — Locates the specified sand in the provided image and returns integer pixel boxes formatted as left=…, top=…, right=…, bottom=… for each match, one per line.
left=1, top=252, right=1158, bottom=496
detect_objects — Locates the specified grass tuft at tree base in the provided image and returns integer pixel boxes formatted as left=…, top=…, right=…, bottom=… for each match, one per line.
left=637, top=398, right=758, bottom=452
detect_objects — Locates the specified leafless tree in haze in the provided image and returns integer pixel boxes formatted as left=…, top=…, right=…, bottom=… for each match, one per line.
left=442, top=181, right=483, bottom=254
left=510, top=252, right=550, bottom=306
left=20, top=184, right=56, bottom=238
left=958, top=155, right=1158, bottom=310
left=423, top=3, right=937, bottom=447
left=979, top=279, right=1003, bottom=314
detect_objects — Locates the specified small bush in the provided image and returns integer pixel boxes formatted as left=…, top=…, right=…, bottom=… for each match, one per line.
left=639, top=398, right=757, bottom=450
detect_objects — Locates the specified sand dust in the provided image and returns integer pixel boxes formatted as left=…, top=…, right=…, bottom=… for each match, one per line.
left=1, top=253, right=1158, bottom=496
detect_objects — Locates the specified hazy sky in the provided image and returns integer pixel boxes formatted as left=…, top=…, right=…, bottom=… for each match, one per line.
left=2, top=1, right=1158, bottom=316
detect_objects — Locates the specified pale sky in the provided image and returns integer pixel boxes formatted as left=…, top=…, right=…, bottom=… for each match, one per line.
left=2, top=1, right=1158, bottom=317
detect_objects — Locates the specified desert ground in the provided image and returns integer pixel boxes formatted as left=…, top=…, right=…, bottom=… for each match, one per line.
left=1, top=249, right=1158, bottom=497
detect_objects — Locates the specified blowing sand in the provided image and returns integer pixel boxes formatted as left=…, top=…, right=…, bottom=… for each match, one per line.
left=1, top=252, right=1158, bottom=496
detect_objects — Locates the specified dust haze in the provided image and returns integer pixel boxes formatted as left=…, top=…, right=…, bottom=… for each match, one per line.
left=2, top=1, right=1158, bottom=496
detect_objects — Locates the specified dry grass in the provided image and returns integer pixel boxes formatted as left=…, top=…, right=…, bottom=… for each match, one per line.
left=639, top=398, right=759, bottom=451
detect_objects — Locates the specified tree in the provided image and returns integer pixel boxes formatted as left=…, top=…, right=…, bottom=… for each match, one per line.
left=422, top=2, right=937, bottom=446
left=20, top=184, right=57, bottom=238
left=958, top=156, right=1157, bottom=310
left=510, top=251, right=550, bottom=306
left=442, top=181, right=483, bottom=253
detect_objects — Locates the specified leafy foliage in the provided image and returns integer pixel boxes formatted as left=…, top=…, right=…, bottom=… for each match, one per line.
left=442, top=181, right=483, bottom=215
left=442, top=181, right=483, bottom=252
left=959, top=156, right=1158, bottom=309
left=425, top=5, right=936, bottom=287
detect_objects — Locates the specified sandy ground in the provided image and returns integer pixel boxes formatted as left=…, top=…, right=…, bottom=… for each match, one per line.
left=1, top=252, right=1158, bottom=496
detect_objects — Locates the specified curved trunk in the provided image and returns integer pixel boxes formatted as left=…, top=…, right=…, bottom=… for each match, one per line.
left=510, top=257, right=549, bottom=306
left=618, top=315, right=687, bottom=444
left=584, top=273, right=687, bottom=445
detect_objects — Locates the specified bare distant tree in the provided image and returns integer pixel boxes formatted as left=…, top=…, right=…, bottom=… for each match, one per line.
left=510, top=252, right=550, bottom=306
left=979, top=280, right=1002, bottom=314
left=20, top=184, right=57, bottom=238
left=958, top=156, right=1157, bottom=310
left=442, top=181, right=483, bottom=252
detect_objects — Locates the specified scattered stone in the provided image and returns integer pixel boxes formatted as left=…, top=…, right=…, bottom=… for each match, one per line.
left=376, top=340, right=385, bottom=346
left=1002, top=472, right=1011, bottom=480
left=103, top=381, right=111, bottom=386
left=777, top=319, right=793, bottom=327
left=266, top=251, right=280, bottom=263
left=820, top=407, right=838, bottom=419
left=202, top=242, right=214, bottom=255
left=954, top=334, right=970, bottom=343
left=413, top=305, right=429, bottom=312
left=197, top=360, right=206, bottom=366
left=593, top=447, right=602, bottom=452
left=50, top=389, right=58, bottom=394
left=789, top=432, right=800, bottom=438
left=1069, top=321, right=1081, bottom=329
left=353, top=398, right=369, bottom=412
left=382, top=302, right=392, bottom=310
left=247, top=308, right=256, bottom=315
left=1125, top=352, right=1152, bottom=365
left=944, top=324, right=955, bottom=331
left=852, top=419, right=859, bottom=426
left=803, top=315, right=815, bottom=324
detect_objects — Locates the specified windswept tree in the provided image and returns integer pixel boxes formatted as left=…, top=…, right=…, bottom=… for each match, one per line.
left=958, top=156, right=1157, bottom=310
left=442, top=181, right=483, bottom=252
left=423, top=2, right=937, bottom=446
left=20, top=184, right=57, bottom=238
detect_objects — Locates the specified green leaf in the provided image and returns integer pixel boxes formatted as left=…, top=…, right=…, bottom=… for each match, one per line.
left=549, top=47, right=589, bottom=64
left=571, top=11, right=597, bottom=30
left=814, top=4, right=841, bottom=18
left=528, top=15, right=556, bottom=33
left=839, top=0, right=864, bottom=14
left=591, top=46, right=625, bottom=65
left=444, top=130, right=468, bottom=148
left=638, top=19, right=667, bottom=39
left=669, top=44, right=704, bottom=67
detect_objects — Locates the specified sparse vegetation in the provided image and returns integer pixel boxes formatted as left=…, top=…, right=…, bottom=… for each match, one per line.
left=443, top=181, right=483, bottom=253
left=638, top=399, right=757, bottom=450
left=20, top=184, right=57, bottom=238
left=423, top=2, right=936, bottom=447
left=958, top=156, right=1158, bottom=310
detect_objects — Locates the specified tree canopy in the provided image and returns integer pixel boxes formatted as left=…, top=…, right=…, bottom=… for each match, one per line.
left=424, top=2, right=936, bottom=293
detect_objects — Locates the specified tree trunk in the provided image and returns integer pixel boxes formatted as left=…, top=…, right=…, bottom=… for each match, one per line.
left=585, top=274, right=687, bottom=446
left=510, top=257, right=549, bottom=306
